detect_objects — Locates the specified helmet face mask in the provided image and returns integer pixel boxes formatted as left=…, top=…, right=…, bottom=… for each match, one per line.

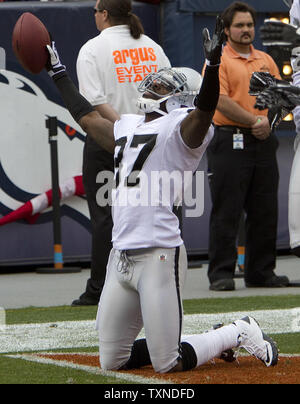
left=138, top=68, right=187, bottom=99
left=137, top=67, right=203, bottom=115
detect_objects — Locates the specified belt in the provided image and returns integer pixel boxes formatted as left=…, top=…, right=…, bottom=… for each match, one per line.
left=216, top=125, right=253, bottom=135
left=116, top=247, right=159, bottom=256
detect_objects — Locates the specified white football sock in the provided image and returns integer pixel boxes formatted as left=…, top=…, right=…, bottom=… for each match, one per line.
left=182, top=324, right=240, bottom=367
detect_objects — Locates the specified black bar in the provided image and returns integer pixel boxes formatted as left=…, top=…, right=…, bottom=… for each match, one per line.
left=36, top=117, right=81, bottom=273
left=46, top=117, right=62, bottom=249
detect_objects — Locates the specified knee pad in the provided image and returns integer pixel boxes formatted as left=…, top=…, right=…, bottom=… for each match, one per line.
left=122, top=340, right=197, bottom=371
left=180, top=342, right=197, bottom=371
left=122, top=339, right=151, bottom=370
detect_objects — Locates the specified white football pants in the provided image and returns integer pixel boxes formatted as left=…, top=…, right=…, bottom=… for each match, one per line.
left=289, top=135, right=300, bottom=249
left=96, top=245, right=187, bottom=373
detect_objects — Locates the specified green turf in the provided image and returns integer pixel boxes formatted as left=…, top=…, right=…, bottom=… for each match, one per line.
left=183, top=294, right=300, bottom=314
left=272, top=333, right=300, bottom=354
left=1, top=295, right=299, bottom=384
left=5, top=294, right=300, bottom=324
left=0, top=356, right=134, bottom=385
left=5, top=305, right=98, bottom=325
left=0, top=332, right=298, bottom=385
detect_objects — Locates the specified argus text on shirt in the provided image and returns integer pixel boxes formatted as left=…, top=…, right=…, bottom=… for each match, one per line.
left=113, top=47, right=158, bottom=83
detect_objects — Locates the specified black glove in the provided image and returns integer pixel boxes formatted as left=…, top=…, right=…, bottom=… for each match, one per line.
left=202, top=16, right=225, bottom=66
left=260, top=19, right=300, bottom=47
left=249, top=72, right=290, bottom=96
left=268, top=106, right=291, bottom=133
left=46, top=41, right=66, bottom=79
left=249, top=72, right=277, bottom=95
left=254, top=84, right=299, bottom=132
left=254, top=89, right=275, bottom=110
left=255, top=86, right=296, bottom=110
left=254, top=89, right=292, bottom=132
left=276, top=86, right=300, bottom=108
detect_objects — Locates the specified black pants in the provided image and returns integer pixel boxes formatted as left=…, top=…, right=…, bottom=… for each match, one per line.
left=82, top=135, right=114, bottom=300
left=207, top=126, right=279, bottom=284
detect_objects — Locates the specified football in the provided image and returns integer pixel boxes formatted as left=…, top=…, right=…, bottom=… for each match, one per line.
left=12, top=12, right=50, bottom=74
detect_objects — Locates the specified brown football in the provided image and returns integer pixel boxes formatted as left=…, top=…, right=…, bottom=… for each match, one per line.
left=12, top=12, right=50, bottom=74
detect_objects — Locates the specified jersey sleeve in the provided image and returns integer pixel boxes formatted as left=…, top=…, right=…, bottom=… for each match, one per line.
left=164, top=109, right=214, bottom=171
left=290, top=0, right=300, bottom=26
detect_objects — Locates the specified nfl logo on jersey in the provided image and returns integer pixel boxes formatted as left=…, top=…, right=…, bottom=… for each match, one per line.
left=159, top=254, right=167, bottom=262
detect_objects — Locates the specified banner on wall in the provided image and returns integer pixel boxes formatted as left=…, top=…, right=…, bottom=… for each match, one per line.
left=0, top=1, right=161, bottom=265
left=0, top=68, right=91, bottom=246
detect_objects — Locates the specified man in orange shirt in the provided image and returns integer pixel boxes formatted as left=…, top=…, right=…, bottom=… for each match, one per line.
left=207, top=1, right=290, bottom=291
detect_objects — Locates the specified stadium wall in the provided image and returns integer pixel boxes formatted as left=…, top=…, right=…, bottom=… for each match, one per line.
left=0, top=0, right=294, bottom=265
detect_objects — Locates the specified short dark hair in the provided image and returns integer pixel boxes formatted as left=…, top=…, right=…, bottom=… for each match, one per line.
left=98, top=0, right=144, bottom=39
left=221, top=1, right=257, bottom=29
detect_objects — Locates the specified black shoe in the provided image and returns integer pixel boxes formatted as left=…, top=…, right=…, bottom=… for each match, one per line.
left=71, top=294, right=99, bottom=306
left=245, top=275, right=290, bottom=288
left=209, top=279, right=235, bottom=291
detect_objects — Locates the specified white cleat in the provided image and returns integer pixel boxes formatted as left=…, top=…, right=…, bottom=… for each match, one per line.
left=233, top=316, right=278, bottom=367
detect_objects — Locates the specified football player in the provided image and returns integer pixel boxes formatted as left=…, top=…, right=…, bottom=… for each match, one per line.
left=44, top=17, right=278, bottom=373
left=255, top=0, right=300, bottom=258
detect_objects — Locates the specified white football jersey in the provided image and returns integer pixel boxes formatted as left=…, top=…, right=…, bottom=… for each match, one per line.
left=110, top=108, right=214, bottom=250
left=291, top=0, right=300, bottom=27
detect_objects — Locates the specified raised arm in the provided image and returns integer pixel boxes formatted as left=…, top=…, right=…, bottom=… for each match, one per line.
left=46, top=43, right=115, bottom=153
left=180, top=16, right=225, bottom=148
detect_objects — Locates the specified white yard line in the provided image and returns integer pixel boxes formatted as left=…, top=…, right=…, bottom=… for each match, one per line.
left=5, top=353, right=171, bottom=384
left=183, top=308, right=300, bottom=335
left=1, top=308, right=299, bottom=354
left=0, top=307, right=5, bottom=329
left=5, top=351, right=299, bottom=385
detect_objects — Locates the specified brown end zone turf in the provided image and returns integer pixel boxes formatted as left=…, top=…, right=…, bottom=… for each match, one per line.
left=38, top=353, right=300, bottom=384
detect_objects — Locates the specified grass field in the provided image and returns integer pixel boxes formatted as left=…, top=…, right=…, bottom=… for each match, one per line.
left=0, top=294, right=299, bottom=384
